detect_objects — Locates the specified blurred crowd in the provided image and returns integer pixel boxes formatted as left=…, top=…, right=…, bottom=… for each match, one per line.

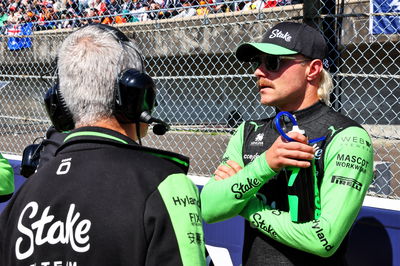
left=0, top=0, right=302, bottom=32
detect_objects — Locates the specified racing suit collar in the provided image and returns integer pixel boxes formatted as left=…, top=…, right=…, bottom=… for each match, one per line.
left=275, top=101, right=327, bottom=123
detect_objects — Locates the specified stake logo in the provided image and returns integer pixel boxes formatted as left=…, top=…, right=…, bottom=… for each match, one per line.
left=231, top=178, right=261, bottom=199
left=251, top=213, right=278, bottom=239
left=16, top=202, right=91, bottom=260
left=269, top=29, right=292, bottom=42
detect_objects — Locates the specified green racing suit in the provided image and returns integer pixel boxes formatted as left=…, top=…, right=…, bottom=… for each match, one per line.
left=200, top=101, right=374, bottom=265
left=0, top=152, right=14, bottom=202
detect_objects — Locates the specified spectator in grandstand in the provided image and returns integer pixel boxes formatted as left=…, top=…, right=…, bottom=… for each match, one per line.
left=240, top=0, right=256, bottom=11
left=0, top=7, right=9, bottom=29
left=115, top=9, right=128, bottom=22
left=164, top=0, right=181, bottom=9
left=100, top=9, right=113, bottom=23
left=148, top=2, right=163, bottom=19
left=90, top=0, right=106, bottom=14
left=60, top=9, right=80, bottom=28
left=130, top=3, right=151, bottom=21
left=212, top=0, right=235, bottom=13
left=78, top=0, right=90, bottom=12
left=200, top=22, right=374, bottom=265
left=43, top=3, right=57, bottom=22
left=106, top=0, right=121, bottom=14
left=66, top=0, right=80, bottom=15
left=0, top=24, right=205, bottom=266
left=172, top=0, right=196, bottom=18
left=196, top=0, right=209, bottom=15
left=81, top=7, right=101, bottom=24
left=152, top=0, right=180, bottom=18
left=121, top=0, right=134, bottom=13
left=6, top=6, right=21, bottom=23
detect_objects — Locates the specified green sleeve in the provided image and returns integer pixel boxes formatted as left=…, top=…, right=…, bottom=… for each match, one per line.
left=240, top=126, right=374, bottom=257
left=158, top=173, right=206, bottom=265
left=201, top=122, right=277, bottom=223
left=0, top=153, right=14, bottom=197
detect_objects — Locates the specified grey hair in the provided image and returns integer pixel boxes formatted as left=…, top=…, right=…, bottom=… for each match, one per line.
left=317, top=68, right=334, bottom=106
left=57, top=25, right=143, bottom=127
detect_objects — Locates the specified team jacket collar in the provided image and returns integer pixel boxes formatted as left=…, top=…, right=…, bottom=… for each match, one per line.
left=62, top=126, right=137, bottom=145
left=58, top=126, right=190, bottom=173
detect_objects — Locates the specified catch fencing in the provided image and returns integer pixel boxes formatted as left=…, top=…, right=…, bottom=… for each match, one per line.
left=0, top=0, right=399, bottom=198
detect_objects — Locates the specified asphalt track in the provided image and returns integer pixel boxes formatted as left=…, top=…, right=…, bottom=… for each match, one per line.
left=142, top=130, right=232, bottom=177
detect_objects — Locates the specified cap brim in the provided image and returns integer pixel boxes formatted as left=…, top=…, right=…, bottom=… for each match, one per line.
left=236, top=43, right=298, bottom=62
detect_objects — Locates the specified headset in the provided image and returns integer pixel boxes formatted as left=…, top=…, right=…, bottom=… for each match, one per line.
left=44, top=24, right=169, bottom=136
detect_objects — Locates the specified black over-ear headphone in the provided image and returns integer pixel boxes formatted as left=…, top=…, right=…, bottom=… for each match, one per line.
left=44, top=24, right=169, bottom=135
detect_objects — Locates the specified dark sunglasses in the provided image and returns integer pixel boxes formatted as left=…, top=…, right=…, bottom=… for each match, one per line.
left=250, top=55, right=311, bottom=72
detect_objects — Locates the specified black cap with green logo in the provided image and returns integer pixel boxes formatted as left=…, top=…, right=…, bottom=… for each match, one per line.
left=236, top=22, right=328, bottom=62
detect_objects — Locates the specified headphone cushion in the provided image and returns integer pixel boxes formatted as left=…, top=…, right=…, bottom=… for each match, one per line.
left=114, top=69, right=156, bottom=123
left=43, top=84, right=74, bottom=131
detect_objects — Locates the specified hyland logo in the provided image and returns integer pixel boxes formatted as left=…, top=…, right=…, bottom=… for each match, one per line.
left=269, top=29, right=292, bottom=42
left=312, top=220, right=334, bottom=251
left=243, top=153, right=260, bottom=162
left=173, top=195, right=200, bottom=207
left=335, top=153, right=369, bottom=173
left=340, top=136, right=372, bottom=150
left=250, top=133, right=264, bottom=146
left=231, top=177, right=261, bottom=199
left=251, top=213, right=278, bottom=239
left=331, top=176, right=362, bottom=191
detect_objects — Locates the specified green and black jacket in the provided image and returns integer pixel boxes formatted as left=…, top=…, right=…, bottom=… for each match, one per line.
left=201, top=102, right=374, bottom=265
left=0, top=127, right=205, bottom=266
left=0, top=153, right=14, bottom=202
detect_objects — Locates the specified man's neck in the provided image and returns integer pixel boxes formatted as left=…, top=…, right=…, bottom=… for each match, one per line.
left=77, top=118, right=137, bottom=140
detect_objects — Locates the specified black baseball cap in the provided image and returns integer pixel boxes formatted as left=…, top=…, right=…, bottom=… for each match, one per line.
left=236, top=22, right=327, bottom=62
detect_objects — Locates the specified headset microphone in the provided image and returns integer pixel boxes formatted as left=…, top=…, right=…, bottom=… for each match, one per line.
left=139, top=111, right=170, bottom=135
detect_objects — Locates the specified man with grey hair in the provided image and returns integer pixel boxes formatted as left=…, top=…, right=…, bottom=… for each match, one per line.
left=201, top=22, right=373, bottom=265
left=0, top=24, right=205, bottom=265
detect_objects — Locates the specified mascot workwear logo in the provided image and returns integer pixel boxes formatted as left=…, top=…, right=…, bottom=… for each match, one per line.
left=15, top=201, right=91, bottom=260
left=269, top=29, right=292, bottom=42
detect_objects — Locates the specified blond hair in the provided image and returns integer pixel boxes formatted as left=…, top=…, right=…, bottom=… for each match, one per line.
left=317, top=68, right=334, bottom=106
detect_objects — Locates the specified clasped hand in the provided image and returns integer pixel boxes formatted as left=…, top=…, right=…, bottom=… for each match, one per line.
left=214, top=132, right=315, bottom=180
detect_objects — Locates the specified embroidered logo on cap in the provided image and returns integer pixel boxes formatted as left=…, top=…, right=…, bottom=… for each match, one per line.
left=323, top=58, right=330, bottom=69
left=268, top=29, right=292, bottom=42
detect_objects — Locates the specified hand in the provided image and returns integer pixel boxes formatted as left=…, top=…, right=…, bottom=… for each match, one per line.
left=266, top=132, right=315, bottom=172
left=214, top=160, right=242, bottom=181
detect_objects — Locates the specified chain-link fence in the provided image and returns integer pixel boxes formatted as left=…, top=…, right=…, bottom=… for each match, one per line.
left=0, top=0, right=399, bottom=199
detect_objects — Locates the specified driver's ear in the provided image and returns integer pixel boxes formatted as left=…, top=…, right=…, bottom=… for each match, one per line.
left=306, top=59, right=323, bottom=82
